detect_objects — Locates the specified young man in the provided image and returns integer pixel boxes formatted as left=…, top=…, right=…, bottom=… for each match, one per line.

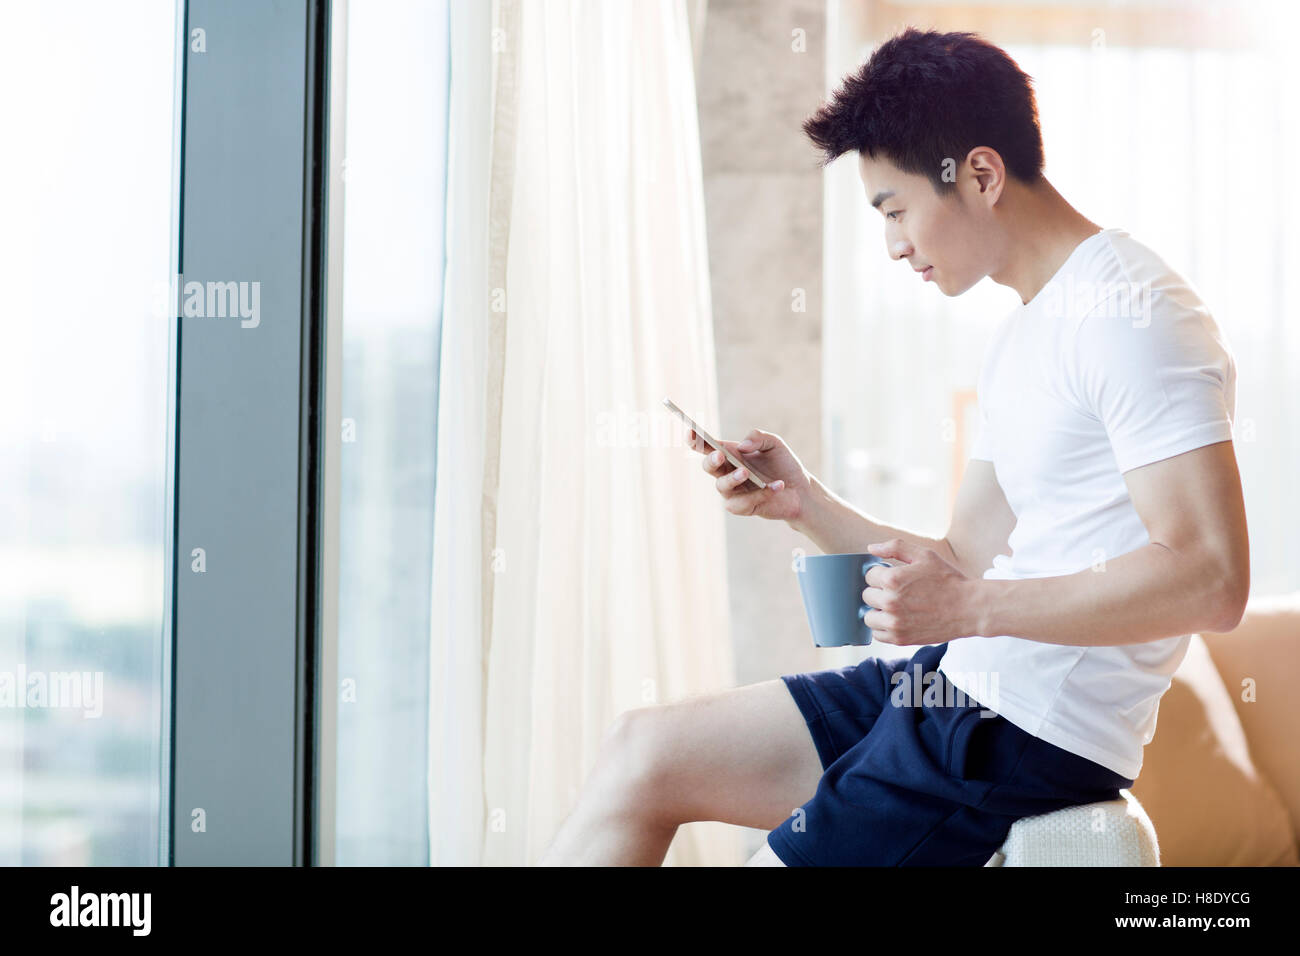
left=540, top=27, right=1249, bottom=866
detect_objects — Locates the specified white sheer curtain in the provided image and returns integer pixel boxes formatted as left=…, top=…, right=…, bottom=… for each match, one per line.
left=825, top=5, right=1300, bottom=606
left=430, top=0, right=743, bottom=866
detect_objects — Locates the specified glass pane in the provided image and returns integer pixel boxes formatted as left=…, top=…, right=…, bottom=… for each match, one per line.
left=334, top=0, right=449, bottom=865
left=0, top=1, right=178, bottom=864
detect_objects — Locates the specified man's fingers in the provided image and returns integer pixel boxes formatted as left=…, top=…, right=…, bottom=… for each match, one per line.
left=689, top=430, right=728, bottom=454
left=724, top=487, right=766, bottom=514
left=866, top=537, right=921, bottom=564
left=716, top=464, right=752, bottom=492
left=700, top=448, right=732, bottom=476
left=861, top=586, right=888, bottom=609
left=703, top=441, right=751, bottom=475
left=862, top=608, right=895, bottom=632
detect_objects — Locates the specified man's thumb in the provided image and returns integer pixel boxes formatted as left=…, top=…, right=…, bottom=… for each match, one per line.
left=737, top=429, right=776, bottom=453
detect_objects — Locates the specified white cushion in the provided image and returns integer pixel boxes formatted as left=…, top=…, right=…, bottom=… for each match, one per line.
left=984, top=790, right=1160, bottom=866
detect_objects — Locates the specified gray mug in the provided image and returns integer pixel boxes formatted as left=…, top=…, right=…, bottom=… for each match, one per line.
left=796, top=552, right=890, bottom=647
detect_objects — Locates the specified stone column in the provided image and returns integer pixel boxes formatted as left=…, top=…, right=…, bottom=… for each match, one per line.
left=697, top=0, right=829, bottom=692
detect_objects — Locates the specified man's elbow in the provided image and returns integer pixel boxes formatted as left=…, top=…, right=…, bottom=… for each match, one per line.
left=1207, top=566, right=1250, bottom=634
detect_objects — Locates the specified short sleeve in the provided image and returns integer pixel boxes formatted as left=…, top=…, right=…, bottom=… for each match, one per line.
left=1066, top=299, right=1235, bottom=474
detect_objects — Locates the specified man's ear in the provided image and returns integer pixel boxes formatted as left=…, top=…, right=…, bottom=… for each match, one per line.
left=964, top=146, right=1005, bottom=207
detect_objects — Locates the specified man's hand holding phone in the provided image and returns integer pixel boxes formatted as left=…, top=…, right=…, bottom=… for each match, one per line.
left=688, top=426, right=810, bottom=522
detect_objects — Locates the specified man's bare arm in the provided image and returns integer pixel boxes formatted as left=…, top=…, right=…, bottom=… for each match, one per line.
left=789, top=458, right=1014, bottom=580
left=788, top=473, right=948, bottom=559
left=943, top=458, right=1016, bottom=580
left=973, top=440, right=1250, bottom=645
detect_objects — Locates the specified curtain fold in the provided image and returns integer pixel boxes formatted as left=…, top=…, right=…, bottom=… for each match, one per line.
left=432, top=0, right=741, bottom=866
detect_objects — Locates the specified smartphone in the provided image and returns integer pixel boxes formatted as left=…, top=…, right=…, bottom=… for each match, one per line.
left=661, top=396, right=772, bottom=490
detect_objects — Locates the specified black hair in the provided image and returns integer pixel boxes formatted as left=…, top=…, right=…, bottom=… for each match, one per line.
left=803, top=27, right=1045, bottom=194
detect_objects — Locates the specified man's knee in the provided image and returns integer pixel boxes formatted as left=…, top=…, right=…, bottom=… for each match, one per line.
left=601, top=706, right=678, bottom=818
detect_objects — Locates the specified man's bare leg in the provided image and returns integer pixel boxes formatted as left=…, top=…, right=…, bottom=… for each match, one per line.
left=538, top=678, right=823, bottom=865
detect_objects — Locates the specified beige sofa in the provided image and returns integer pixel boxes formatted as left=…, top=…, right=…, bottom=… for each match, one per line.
left=1127, top=592, right=1300, bottom=865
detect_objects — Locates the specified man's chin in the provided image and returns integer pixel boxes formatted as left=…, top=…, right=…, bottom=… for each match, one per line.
left=936, top=272, right=981, bottom=297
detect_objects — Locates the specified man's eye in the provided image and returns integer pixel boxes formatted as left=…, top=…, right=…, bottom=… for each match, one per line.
left=886, top=210, right=901, bottom=221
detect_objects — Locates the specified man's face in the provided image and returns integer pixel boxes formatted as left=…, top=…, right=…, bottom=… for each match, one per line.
left=858, top=152, right=994, bottom=296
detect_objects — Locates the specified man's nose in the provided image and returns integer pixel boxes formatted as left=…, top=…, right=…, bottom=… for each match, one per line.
left=888, top=237, right=912, bottom=261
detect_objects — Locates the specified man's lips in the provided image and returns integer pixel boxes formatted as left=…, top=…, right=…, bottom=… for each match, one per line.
left=915, top=265, right=934, bottom=281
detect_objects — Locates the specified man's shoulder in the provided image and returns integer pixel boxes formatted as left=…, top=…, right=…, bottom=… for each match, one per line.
left=1051, top=230, right=1226, bottom=352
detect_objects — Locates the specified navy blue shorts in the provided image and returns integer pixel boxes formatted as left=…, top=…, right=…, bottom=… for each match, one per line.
left=767, top=642, right=1135, bottom=866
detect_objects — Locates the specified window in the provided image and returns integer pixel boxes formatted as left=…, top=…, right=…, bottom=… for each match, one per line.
left=333, top=0, right=449, bottom=865
left=0, top=0, right=179, bottom=865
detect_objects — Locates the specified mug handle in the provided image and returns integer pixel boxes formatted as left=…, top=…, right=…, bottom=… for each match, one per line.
left=861, top=559, right=881, bottom=596
left=860, top=560, right=877, bottom=616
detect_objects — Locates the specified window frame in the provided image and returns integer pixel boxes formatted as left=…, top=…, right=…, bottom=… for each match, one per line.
left=169, top=0, right=338, bottom=866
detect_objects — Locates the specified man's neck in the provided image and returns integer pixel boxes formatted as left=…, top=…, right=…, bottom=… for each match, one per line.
left=988, top=177, right=1103, bottom=306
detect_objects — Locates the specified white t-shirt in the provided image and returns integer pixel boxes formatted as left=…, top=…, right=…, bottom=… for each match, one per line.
left=939, top=226, right=1237, bottom=780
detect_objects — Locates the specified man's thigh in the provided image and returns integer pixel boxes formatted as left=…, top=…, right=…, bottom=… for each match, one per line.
left=630, top=678, right=824, bottom=832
